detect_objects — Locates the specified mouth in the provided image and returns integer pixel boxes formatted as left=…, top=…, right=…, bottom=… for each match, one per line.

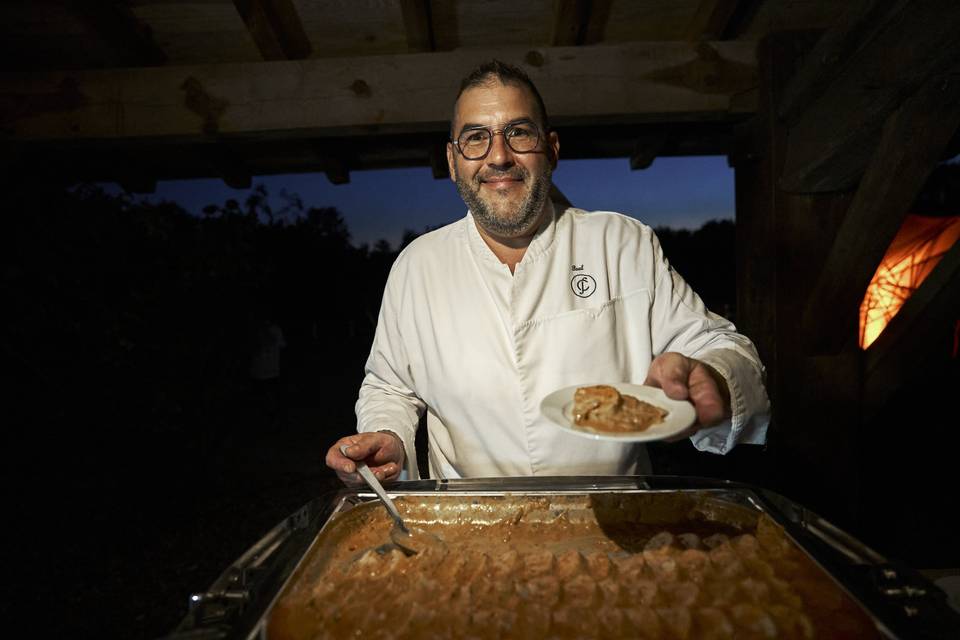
left=479, top=174, right=525, bottom=190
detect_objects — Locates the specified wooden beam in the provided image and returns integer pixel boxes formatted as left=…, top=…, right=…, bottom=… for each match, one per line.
left=219, top=168, right=252, bottom=190
left=553, top=0, right=588, bottom=46
left=629, top=130, right=669, bottom=170
left=233, top=0, right=311, bottom=61
left=863, top=237, right=960, bottom=416
left=778, top=0, right=910, bottom=125
left=735, top=33, right=866, bottom=526
left=779, top=0, right=960, bottom=193
left=400, top=0, right=434, bottom=52
left=324, top=166, right=349, bottom=185
left=0, top=42, right=757, bottom=143
left=685, top=0, right=746, bottom=41
left=311, top=140, right=351, bottom=185
left=70, top=0, right=166, bottom=67
left=799, top=71, right=960, bottom=354
left=552, top=0, right=612, bottom=46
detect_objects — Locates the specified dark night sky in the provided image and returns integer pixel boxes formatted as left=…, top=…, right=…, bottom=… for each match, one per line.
left=102, top=156, right=734, bottom=248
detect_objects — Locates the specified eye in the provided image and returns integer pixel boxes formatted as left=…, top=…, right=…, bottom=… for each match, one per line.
left=507, top=125, right=534, bottom=139
left=462, top=130, right=489, bottom=145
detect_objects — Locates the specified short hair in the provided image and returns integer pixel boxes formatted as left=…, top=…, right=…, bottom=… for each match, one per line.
left=452, top=60, right=550, bottom=134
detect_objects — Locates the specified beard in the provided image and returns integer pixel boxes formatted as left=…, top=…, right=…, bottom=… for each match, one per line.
left=455, top=162, right=552, bottom=238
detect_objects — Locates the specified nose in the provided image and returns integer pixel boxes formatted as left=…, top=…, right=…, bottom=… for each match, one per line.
left=485, top=131, right=515, bottom=168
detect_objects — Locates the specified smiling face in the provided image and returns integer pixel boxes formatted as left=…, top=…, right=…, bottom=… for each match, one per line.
left=447, top=79, right=560, bottom=241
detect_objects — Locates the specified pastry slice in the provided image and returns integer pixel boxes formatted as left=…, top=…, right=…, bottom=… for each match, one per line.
left=572, top=385, right=667, bottom=433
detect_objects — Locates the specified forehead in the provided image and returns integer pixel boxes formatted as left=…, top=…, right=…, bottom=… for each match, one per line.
left=453, top=81, right=539, bottom=130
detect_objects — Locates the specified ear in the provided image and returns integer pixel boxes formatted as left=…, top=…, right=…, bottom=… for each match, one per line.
left=446, top=142, right=457, bottom=183
left=547, top=130, right=560, bottom=169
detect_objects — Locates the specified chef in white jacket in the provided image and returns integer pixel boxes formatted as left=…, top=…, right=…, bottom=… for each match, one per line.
left=326, top=60, right=769, bottom=484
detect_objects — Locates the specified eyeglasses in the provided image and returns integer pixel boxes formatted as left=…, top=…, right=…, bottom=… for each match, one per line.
left=452, top=120, right=542, bottom=160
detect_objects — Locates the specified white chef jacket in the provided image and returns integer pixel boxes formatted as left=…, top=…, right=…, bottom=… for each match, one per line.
left=356, top=204, right=770, bottom=480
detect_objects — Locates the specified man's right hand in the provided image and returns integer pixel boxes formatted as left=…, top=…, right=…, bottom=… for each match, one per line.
left=325, top=431, right=405, bottom=486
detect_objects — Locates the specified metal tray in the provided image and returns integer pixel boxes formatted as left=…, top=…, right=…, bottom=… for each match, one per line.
left=164, top=476, right=960, bottom=639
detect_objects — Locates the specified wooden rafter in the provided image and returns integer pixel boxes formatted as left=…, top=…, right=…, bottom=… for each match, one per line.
left=233, top=0, right=311, bottom=61
left=863, top=237, right=960, bottom=415
left=777, top=0, right=910, bottom=125
left=311, top=141, right=351, bottom=185
left=70, top=0, right=166, bottom=67
left=552, top=0, right=612, bottom=46
left=629, top=130, right=669, bottom=170
left=213, top=145, right=253, bottom=189
left=685, top=0, right=749, bottom=41
left=799, top=71, right=960, bottom=355
left=0, top=42, right=757, bottom=143
left=400, top=0, right=435, bottom=52
left=778, top=0, right=960, bottom=193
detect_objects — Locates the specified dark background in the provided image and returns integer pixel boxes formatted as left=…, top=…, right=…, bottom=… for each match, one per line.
left=2, top=177, right=743, bottom=638
left=5, top=173, right=956, bottom=638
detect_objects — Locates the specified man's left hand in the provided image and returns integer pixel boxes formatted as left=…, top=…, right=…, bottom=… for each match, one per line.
left=644, top=352, right=731, bottom=441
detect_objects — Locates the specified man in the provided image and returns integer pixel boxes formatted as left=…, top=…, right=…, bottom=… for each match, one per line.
left=326, top=60, right=769, bottom=484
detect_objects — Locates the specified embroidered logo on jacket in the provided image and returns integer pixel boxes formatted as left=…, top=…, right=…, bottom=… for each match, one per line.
left=571, top=273, right=597, bottom=298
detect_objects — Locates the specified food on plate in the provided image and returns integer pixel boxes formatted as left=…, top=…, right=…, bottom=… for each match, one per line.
left=572, top=385, right=667, bottom=432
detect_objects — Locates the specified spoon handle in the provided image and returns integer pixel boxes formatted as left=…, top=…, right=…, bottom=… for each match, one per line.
left=341, top=444, right=407, bottom=529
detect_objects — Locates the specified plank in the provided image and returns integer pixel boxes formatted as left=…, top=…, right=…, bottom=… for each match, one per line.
left=779, top=0, right=960, bottom=192
left=0, top=41, right=757, bottom=142
left=685, top=0, right=749, bottom=41
left=799, top=71, right=960, bottom=354
left=233, top=0, right=311, bottom=60
left=777, top=0, right=910, bottom=124
left=70, top=0, right=167, bottom=67
left=629, top=130, right=669, bottom=170
left=551, top=0, right=611, bottom=46
left=736, top=32, right=865, bottom=526
left=399, top=0, right=434, bottom=52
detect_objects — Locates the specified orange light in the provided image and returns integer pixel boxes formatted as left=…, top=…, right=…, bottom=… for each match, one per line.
left=859, top=215, right=960, bottom=349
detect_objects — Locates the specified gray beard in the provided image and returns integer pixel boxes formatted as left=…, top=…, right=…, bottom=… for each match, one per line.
left=455, top=164, right=552, bottom=238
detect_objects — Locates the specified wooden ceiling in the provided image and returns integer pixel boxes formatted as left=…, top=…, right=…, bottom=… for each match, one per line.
left=0, top=0, right=891, bottom=188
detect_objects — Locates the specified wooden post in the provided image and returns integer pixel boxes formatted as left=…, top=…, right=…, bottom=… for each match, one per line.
left=734, top=32, right=862, bottom=527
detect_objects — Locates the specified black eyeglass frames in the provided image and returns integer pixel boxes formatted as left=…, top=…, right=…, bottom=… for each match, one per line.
left=452, top=121, right=542, bottom=160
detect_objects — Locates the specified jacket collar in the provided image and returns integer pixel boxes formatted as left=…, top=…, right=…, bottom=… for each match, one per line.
left=464, top=199, right=559, bottom=268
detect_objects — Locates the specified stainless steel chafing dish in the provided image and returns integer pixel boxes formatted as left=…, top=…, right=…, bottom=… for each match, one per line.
left=164, top=476, right=960, bottom=639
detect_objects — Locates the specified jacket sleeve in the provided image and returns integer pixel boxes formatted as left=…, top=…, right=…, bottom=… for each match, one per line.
left=647, top=231, right=770, bottom=454
left=355, top=256, right=425, bottom=478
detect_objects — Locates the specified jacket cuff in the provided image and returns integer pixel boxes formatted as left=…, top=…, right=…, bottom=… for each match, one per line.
left=690, top=348, right=770, bottom=454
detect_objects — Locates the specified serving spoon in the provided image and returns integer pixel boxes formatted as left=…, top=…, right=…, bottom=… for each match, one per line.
left=340, top=444, right=436, bottom=556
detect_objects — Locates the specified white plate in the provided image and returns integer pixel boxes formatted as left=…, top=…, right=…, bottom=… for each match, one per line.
left=540, top=383, right=696, bottom=442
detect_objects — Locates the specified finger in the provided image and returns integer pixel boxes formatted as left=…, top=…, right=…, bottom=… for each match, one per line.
left=645, top=354, right=691, bottom=400
left=335, top=469, right=364, bottom=486
left=692, top=392, right=724, bottom=426
left=370, top=462, right=401, bottom=483
left=688, top=366, right=726, bottom=426
left=325, top=442, right=354, bottom=474
left=339, top=434, right=380, bottom=461
left=327, top=436, right=368, bottom=474
left=369, top=444, right=402, bottom=466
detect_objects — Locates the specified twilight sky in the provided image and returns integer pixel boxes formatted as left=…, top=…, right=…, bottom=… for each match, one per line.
left=107, top=155, right=734, bottom=248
